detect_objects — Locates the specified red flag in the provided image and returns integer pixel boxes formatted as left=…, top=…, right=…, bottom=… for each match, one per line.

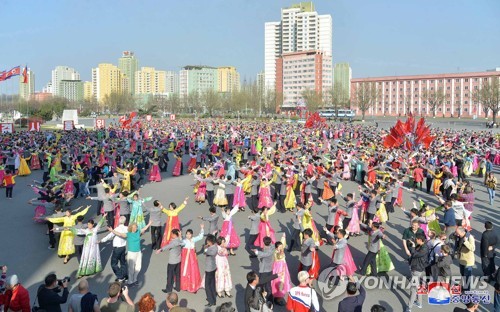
left=22, top=66, right=28, bottom=84
left=0, top=71, right=6, bottom=82
left=4, top=66, right=21, bottom=80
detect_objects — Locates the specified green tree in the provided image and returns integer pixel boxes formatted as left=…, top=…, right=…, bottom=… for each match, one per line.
left=103, top=92, right=136, bottom=114
left=202, top=89, right=220, bottom=116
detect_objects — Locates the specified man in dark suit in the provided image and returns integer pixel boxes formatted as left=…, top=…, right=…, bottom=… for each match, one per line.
left=480, top=221, right=498, bottom=280
left=452, top=302, right=479, bottom=312
left=244, top=271, right=279, bottom=312
left=338, top=277, right=366, bottom=312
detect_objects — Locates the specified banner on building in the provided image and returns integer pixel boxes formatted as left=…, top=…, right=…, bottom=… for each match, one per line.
left=63, top=120, right=74, bottom=131
left=28, top=121, right=41, bottom=131
left=170, top=114, right=176, bottom=121
left=95, top=118, right=105, bottom=129
left=146, top=115, right=152, bottom=122
left=0, top=123, right=14, bottom=133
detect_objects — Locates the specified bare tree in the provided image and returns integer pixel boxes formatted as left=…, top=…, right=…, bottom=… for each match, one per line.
left=330, top=82, right=351, bottom=119
left=201, top=89, right=220, bottom=116
left=103, top=92, right=136, bottom=114
left=301, top=89, right=323, bottom=113
left=473, top=77, right=500, bottom=123
left=352, top=82, right=378, bottom=121
left=420, top=87, right=447, bottom=118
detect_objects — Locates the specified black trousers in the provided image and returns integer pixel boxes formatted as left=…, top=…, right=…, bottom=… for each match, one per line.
left=317, top=189, right=323, bottom=202
left=288, top=229, right=302, bottom=251
left=207, top=190, right=214, bottom=207
left=361, top=251, right=378, bottom=276
left=166, top=263, right=181, bottom=292
left=226, top=194, right=234, bottom=208
left=482, top=256, right=496, bottom=277
left=205, top=270, right=217, bottom=305
left=360, top=170, right=366, bottom=184
left=111, top=246, right=128, bottom=279
left=75, top=245, right=83, bottom=263
left=251, top=195, right=259, bottom=210
left=273, top=184, right=281, bottom=200
left=47, top=222, right=56, bottom=248
left=246, top=234, right=258, bottom=256
left=259, top=272, right=273, bottom=302
left=426, top=177, right=433, bottom=193
left=342, top=218, right=351, bottom=230
left=151, top=226, right=162, bottom=250
left=5, top=186, right=13, bottom=198
left=278, top=195, right=286, bottom=212
left=105, top=211, right=115, bottom=228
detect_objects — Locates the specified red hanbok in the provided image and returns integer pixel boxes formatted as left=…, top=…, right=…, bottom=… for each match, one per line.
left=30, top=154, right=41, bottom=170
left=172, top=158, right=182, bottom=176
left=161, top=216, right=180, bottom=248
left=148, top=164, right=161, bottom=182
left=180, top=247, right=202, bottom=293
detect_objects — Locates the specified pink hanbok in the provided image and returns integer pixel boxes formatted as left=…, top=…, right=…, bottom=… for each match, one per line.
left=332, top=244, right=357, bottom=277
left=148, top=163, right=161, bottom=182
left=271, top=249, right=291, bottom=299
left=254, top=206, right=276, bottom=248
left=347, top=206, right=361, bottom=234
left=219, top=206, right=240, bottom=249
left=257, top=181, right=273, bottom=209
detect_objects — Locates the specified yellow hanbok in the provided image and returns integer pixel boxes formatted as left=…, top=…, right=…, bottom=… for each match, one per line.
left=301, top=209, right=321, bottom=244
left=18, top=156, right=31, bottom=176
left=116, top=167, right=135, bottom=192
left=47, top=206, right=90, bottom=256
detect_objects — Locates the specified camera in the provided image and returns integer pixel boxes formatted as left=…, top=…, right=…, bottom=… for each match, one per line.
left=57, top=276, right=70, bottom=287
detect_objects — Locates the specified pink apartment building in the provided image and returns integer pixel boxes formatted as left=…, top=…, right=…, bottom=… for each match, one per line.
left=351, top=70, right=500, bottom=117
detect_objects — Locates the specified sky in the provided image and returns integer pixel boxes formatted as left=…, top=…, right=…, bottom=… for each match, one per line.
left=0, top=0, right=499, bottom=92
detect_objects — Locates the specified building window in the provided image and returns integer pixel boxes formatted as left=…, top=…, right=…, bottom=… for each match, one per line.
left=447, top=108, right=450, bottom=111
left=465, top=86, right=468, bottom=90
left=447, top=101, right=450, bottom=104
left=414, top=101, right=418, bottom=104
left=400, top=88, right=403, bottom=91
left=431, top=80, right=434, bottom=83
left=465, top=79, right=469, bottom=82
left=431, top=87, right=434, bottom=90
left=447, top=79, right=451, bottom=82
left=464, top=108, right=468, bottom=112
left=456, top=79, right=460, bottom=82
left=439, top=108, right=442, bottom=112
left=447, top=87, right=451, bottom=90
left=422, top=80, right=426, bottom=83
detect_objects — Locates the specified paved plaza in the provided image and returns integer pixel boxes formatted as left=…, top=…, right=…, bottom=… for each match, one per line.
left=0, top=121, right=498, bottom=312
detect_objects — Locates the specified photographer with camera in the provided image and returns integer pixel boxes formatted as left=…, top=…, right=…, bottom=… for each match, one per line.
left=99, top=282, right=133, bottom=312
left=37, top=274, right=69, bottom=312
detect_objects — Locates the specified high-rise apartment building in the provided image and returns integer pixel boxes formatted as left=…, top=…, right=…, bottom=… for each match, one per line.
left=165, top=71, right=179, bottom=94
left=276, top=50, right=332, bottom=112
left=334, top=63, right=352, bottom=100
left=217, top=66, right=240, bottom=93
left=179, top=66, right=218, bottom=98
left=19, top=69, right=35, bottom=100
left=51, top=66, right=80, bottom=96
left=265, top=2, right=332, bottom=91
left=83, top=81, right=92, bottom=100
left=257, top=71, right=265, bottom=94
left=59, top=80, right=84, bottom=102
left=42, top=82, right=53, bottom=94
left=92, top=63, right=123, bottom=103
left=118, top=51, right=138, bottom=95
left=135, top=67, right=166, bottom=95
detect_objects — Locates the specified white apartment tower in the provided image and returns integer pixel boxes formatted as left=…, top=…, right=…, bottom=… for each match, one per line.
left=264, top=2, right=332, bottom=90
left=51, top=66, right=80, bottom=97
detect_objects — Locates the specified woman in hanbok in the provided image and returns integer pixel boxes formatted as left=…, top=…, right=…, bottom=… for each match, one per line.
left=186, top=151, right=197, bottom=173
left=342, top=154, right=351, bottom=180
left=30, top=151, right=41, bottom=170
left=302, top=202, right=322, bottom=244
left=172, top=153, right=183, bottom=176
left=367, top=229, right=395, bottom=275
left=271, top=235, right=291, bottom=303
left=255, top=204, right=277, bottom=248
left=219, top=205, right=240, bottom=255
left=257, top=177, right=273, bottom=209
left=148, top=158, right=161, bottom=182
left=329, top=230, right=357, bottom=279
left=47, top=205, right=90, bottom=264
left=128, top=193, right=152, bottom=231
left=213, top=178, right=228, bottom=207
left=233, top=175, right=250, bottom=210
left=74, top=216, right=106, bottom=277
left=180, top=225, right=204, bottom=293
left=160, top=197, right=188, bottom=247
left=215, top=236, right=233, bottom=298
left=194, top=178, right=207, bottom=204
left=116, top=165, right=136, bottom=192
left=284, top=174, right=296, bottom=211
left=17, top=154, right=31, bottom=176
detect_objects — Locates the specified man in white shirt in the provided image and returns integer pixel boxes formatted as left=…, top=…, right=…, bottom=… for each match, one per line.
left=100, top=216, right=128, bottom=282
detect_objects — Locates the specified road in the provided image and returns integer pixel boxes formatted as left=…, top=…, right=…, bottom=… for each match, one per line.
left=0, top=125, right=498, bottom=312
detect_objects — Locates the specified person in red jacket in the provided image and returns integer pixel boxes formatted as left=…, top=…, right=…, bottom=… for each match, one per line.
left=412, top=165, right=424, bottom=191
left=5, top=275, right=30, bottom=312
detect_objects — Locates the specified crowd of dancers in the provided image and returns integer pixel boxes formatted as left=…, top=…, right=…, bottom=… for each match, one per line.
left=0, top=118, right=499, bottom=311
